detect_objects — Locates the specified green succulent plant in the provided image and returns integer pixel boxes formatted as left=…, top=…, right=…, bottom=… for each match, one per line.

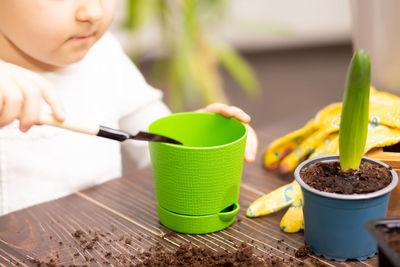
left=339, top=49, right=371, bottom=171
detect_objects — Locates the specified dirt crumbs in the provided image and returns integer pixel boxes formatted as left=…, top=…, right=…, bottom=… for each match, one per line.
left=294, top=245, right=310, bottom=258
left=28, top=227, right=327, bottom=267
left=300, top=160, right=392, bottom=194
left=137, top=242, right=294, bottom=267
left=294, top=246, right=328, bottom=267
left=27, top=228, right=292, bottom=267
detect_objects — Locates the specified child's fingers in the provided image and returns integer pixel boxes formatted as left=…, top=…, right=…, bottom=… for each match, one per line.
left=200, top=103, right=251, bottom=123
left=200, top=103, right=233, bottom=116
left=244, top=125, right=258, bottom=162
left=28, top=70, right=65, bottom=122
left=229, top=106, right=251, bottom=123
left=198, top=103, right=256, bottom=162
left=18, top=87, right=41, bottom=132
left=0, top=77, right=23, bottom=126
left=11, top=72, right=42, bottom=131
left=41, top=86, right=65, bottom=122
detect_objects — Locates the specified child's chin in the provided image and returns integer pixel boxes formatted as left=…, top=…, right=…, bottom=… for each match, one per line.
left=61, top=52, right=89, bottom=65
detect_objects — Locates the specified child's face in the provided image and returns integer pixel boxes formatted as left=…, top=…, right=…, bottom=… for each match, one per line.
left=0, top=0, right=117, bottom=71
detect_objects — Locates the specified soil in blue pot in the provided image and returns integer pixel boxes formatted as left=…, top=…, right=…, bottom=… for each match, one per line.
left=300, top=161, right=392, bottom=194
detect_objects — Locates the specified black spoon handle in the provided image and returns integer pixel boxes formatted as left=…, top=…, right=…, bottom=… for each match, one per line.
left=97, top=126, right=130, bottom=142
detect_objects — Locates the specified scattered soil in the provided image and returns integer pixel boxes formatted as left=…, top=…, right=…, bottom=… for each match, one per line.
left=137, top=242, right=288, bottom=267
left=378, top=225, right=400, bottom=258
left=294, top=246, right=330, bottom=267
left=294, top=245, right=310, bottom=258
left=27, top=226, right=329, bottom=267
left=28, top=227, right=301, bottom=266
left=300, top=160, right=392, bottom=194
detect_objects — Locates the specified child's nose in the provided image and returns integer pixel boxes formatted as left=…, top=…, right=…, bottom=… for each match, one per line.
left=76, top=0, right=103, bottom=22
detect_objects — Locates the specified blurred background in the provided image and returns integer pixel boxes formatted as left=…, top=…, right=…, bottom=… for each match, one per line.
left=113, top=0, right=400, bottom=174
left=110, top=0, right=355, bottom=132
left=111, top=0, right=400, bottom=142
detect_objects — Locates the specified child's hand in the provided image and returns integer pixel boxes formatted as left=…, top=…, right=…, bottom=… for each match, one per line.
left=0, top=62, right=65, bottom=132
left=198, top=103, right=258, bottom=163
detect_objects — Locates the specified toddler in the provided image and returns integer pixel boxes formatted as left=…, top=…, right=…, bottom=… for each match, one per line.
left=0, top=0, right=257, bottom=215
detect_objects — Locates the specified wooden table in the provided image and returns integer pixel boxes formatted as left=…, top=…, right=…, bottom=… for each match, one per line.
left=0, top=117, right=380, bottom=267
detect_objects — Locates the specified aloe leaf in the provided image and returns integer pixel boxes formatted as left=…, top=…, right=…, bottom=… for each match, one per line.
left=339, top=50, right=370, bottom=171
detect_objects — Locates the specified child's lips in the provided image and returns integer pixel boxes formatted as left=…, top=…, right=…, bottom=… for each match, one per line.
left=70, top=32, right=96, bottom=42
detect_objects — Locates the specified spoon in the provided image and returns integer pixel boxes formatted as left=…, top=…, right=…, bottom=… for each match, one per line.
left=37, top=111, right=182, bottom=145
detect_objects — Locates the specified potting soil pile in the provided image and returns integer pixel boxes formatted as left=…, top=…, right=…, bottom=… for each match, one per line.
left=26, top=228, right=309, bottom=267
left=300, top=161, right=392, bottom=194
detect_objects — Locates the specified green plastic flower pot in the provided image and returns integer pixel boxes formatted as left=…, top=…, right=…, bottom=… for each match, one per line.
left=148, top=112, right=247, bottom=234
left=157, top=203, right=240, bottom=234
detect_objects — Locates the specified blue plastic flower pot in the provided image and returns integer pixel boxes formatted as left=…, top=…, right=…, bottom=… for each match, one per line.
left=294, top=155, right=398, bottom=261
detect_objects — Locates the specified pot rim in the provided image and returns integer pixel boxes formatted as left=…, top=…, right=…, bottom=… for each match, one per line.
left=294, top=154, right=399, bottom=200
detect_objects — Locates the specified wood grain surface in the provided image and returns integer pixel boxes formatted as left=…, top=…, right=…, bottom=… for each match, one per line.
left=0, top=122, right=380, bottom=266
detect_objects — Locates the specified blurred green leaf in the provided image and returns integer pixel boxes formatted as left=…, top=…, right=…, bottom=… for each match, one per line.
left=124, top=0, right=156, bottom=30
left=123, top=0, right=261, bottom=111
left=169, top=55, right=184, bottom=111
left=155, top=0, right=169, bottom=34
left=198, top=0, right=227, bottom=24
left=191, top=41, right=226, bottom=105
left=216, top=44, right=260, bottom=95
left=182, top=0, right=198, bottom=43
